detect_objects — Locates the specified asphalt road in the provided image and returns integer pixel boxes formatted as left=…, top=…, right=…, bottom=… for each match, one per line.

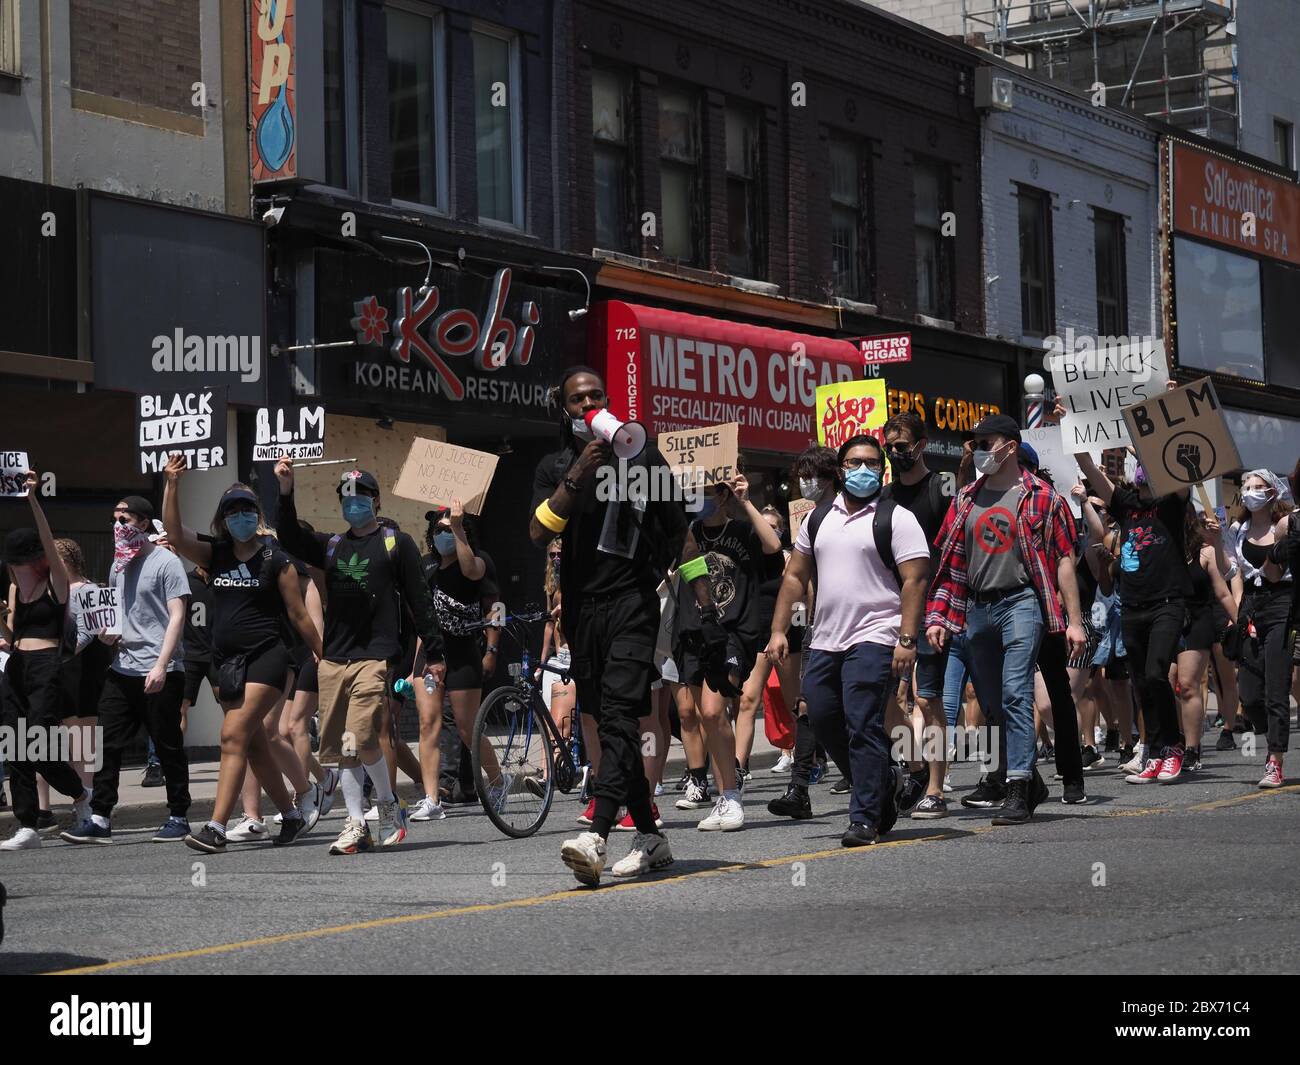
left=3, top=740, right=1298, bottom=976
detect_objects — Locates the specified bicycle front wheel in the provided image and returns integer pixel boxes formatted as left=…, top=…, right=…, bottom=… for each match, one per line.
left=472, top=685, right=556, bottom=838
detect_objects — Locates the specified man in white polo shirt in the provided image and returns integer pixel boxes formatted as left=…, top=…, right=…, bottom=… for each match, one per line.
left=767, top=434, right=931, bottom=846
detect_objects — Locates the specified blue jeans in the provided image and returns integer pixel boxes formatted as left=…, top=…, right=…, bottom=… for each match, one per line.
left=965, top=588, right=1044, bottom=781
left=803, top=642, right=895, bottom=828
left=941, top=631, right=971, bottom=731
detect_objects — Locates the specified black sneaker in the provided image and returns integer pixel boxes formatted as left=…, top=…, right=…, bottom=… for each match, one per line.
left=767, top=784, right=813, bottom=820
left=1029, top=769, right=1049, bottom=812
left=961, top=777, right=1006, bottom=809
left=1036, top=741, right=1055, bottom=762
left=1118, top=743, right=1135, bottom=766
left=829, top=776, right=851, bottom=795
left=1081, top=746, right=1104, bottom=772
left=1103, top=729, right=1120, bottom=753
left=184, top=825, right=228, bottom=854
left=898, top=771, right=925, bottom=812
left=1214, top=729, right=1236, bottom=752
left=0, top=881, right=5, bottom=945
left=1184, top=747, right=1203, bottom=771
left=674, top=769, right=691, bottom=792
left=992, top=780, right=1031, bottom=824
left=35, top=809, right=57, bottom=833
left=841, top=822, right=877, bottom=847
left=274, top=814, right=307, bottom=846
left=1061, top=781, right=1089, bottom=804
left=140, top=762, right=165, bottom=788
left=735, top=764, right=751, bottom=793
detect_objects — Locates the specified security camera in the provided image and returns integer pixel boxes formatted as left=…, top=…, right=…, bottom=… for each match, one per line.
left=262, top=205, right=286, bottom=226
left=568, top=307, right=588, bottom=321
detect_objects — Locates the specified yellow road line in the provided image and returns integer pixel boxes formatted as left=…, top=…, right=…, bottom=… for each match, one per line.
left=44, top=787, right=1299, bottom=975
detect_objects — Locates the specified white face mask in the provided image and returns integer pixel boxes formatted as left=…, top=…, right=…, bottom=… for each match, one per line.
left=1242, top=489, right=1273, bottom=513
left=973, top=444, right=1008, bottom=476
left=571, top=416, right=594, bottom=442
left=799, top=477, right=824, bottom=500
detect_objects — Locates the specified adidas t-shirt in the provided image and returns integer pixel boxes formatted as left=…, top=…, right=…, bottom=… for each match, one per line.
left=207, top=538, right=296, bottom=659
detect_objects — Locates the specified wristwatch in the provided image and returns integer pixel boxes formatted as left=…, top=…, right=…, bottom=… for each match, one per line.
left=562, top=477, right=580, bottom=494
left=898, top=634, right=917, bottom=649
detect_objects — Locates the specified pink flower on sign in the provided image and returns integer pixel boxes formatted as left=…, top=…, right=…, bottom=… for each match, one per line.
left=350, top=297, right=390, bottom=347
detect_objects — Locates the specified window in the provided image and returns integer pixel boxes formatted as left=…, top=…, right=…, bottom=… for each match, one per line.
left=388, top=7, right=445, bottom=208
left=1274, top=119, right=1294, bottom=169
left=473, top=27, right=522, bottom=227
left=1018, top=185, right=1053, bottom=337
left=1, top=0, right=19, bottom=77
left=659, top=87, right=702, bottom=265
left=1094, top=210, right=1127, bottom=336
left=592, top=67, right=633, bottom=252
left=829, top=134, right=871, bottom=300
left=914, top=159, right=954, bottom=319
left=725, top=104, right=763, bottom=278
left=1262, top=260, right=1300, bottom=389
left=323, top=0, right=357, bottom=191
left=1174, top=236, right=1264, bottom=381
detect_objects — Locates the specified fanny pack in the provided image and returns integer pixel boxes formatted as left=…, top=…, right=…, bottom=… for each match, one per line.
left=217, top=638, right=279, bottom=704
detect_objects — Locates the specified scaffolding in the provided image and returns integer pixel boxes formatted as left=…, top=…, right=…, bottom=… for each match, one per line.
left=962, top=0, right=1239, bottom=146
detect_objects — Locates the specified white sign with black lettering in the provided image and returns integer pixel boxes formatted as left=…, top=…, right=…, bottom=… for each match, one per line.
left=136, top=389, right=227, bottom=473
left=73, top=584, right=121, bottom=637
left=0, top=450, right=30, bottom=498
left=1048, top=339, right=1168, bottom=450
left=252, top=405, right=326, bottom=461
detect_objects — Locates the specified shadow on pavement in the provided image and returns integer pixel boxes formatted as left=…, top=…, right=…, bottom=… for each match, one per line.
left=0, top=952, right=107, bottom=975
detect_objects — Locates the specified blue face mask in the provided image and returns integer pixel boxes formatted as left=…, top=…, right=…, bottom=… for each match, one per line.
left=843, top=466, right=882, bottom=499
left=433, top=531, right=457, bottom=555
left=698, top=497, right=720, bottom=519
left=224, top=511, right=260, bottom=542
left=342, top=495, right=375, bottom=528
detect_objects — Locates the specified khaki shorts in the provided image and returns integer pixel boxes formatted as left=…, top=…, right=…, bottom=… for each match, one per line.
left=317, top=659, right=388, bottom=764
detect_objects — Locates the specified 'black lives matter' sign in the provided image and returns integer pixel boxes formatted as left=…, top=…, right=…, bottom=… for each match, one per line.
left=136, top=389, right=228, bottom=474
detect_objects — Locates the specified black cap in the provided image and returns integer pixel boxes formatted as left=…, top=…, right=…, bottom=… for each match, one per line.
left=424, top=507, right=449, bottom=522
left=969, top=413, right=1022, bottom=443
left=336, top=469, right=380, bottom=496
left=3, top=527, right=44, bottom=565
left=120, top=494, right=155, bottom=520
left=218, top=487, right=259, bottom=513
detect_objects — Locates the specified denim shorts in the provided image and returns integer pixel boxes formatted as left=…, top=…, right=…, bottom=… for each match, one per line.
left=913, top=642, right=948, bottom=700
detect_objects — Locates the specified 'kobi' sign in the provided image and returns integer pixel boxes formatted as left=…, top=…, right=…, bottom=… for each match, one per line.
left=136, top=388, right=228, bottom=473
left=253, top=405, right=326, bottom=461
left=1047, top=332, right=1168, bottom=450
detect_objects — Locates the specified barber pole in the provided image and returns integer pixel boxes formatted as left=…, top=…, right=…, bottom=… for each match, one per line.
left=1023, top=372, right=1046, bottom=429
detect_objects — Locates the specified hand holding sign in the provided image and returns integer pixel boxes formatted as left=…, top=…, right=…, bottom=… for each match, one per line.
left=164, top=453, right=188, bottom=482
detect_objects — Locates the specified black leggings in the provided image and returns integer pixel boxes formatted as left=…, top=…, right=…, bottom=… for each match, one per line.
left=1037, top=631, right=1084, bottom=785
left=1120, top=600, right=1185, bottom=756
left=1238, top=593, right=1295, bottom=755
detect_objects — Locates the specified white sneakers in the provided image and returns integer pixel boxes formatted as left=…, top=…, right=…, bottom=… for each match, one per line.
left=1, top=827, right=41, bottom=850
left=697, top=794, right=744, bottom=831
left=610, top=833, right=673, bottom=877
left=561, top=831, right=607, bottom=886
left=770, top=752, right=794, bottom=774
left=408, top=796, right=446, bottom=821
left=318, top=768, right=342, bottom=817
left=375, top=800, right=406, bottom=846
left=1119, top=743, right=1147, bottom=775
left=225, top=817, right=268, bottom=842
left=563, top=827, right=675, bottom=885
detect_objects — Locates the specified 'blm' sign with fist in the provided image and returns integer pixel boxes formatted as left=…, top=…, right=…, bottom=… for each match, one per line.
left=1121, top=378, right=1242, bottom=497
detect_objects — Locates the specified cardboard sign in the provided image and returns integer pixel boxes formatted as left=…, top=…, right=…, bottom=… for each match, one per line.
left=1049, top=338, right=1168, bottom=450
left=814, top=379, right=888, bottom=449
left=392, top=437, right=498, bottom=514
left=788, top=497, right=817, bottom=545
left=1020, top=427, right=1082, bottom=514
left=252, top=405, right=326, bottom=461
left=657, top=423, right=740, bottom=489
left=858, top=333, right=912, bottom=366
left=73, top=584, right=120, bottom=637
left=1122, top=377, right=1243, bottom=498
left=0, top=450, right=30, bottom=498
left=136, top=389, right=228, bottom=474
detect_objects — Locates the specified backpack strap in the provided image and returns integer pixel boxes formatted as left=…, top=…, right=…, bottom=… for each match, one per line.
left=325, top=533, right=344, bottom=567
left=872, top=495, right=901, bottom=589
left=804, top=499, right=835, bottom=586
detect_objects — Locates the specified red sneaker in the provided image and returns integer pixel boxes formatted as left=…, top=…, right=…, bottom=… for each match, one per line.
left=576, top=799, right=596, bottom=826
left=613, top=803, right=665, bottom=832
left=1157, top=747, right=1184, bottom=783
left=1126, top=758, right=1163, bottom=784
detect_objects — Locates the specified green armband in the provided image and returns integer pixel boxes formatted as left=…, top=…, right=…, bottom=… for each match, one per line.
left=679, top=556, right=709, bottom=582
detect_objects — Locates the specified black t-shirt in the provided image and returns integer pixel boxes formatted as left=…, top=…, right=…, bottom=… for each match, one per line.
left=183, top=570, right=213, bottom=663
left=756, top=548, right=788, bottom=631
left=206, top=537, right=296, bottom=659
left=429, top=551, right=488, bottom=637
left=882, top=471, right=948, bottom=569
left=675, top=518, right=767, bottom=652
left=1110, top=485, right=1191, bottom=604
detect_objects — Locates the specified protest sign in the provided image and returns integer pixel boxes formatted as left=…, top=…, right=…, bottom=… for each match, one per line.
left=136, top=388, right=228, bottom=473
left=1, top=451, right=30, bottom=497
left=392, top=438, right=498, bottom=514
left=657, top=423, right=740, bottom=489
left=252, top=405, right=326, bottom=461
left=73, top=584, right=120, bottom=636
left=1020, top=427, right=1083, bottom=514
left=814, top=379, right=888, bottom=450
left=788, top=497, right=817, bottom=545
left=1049, top=338, right=1168, bottom=450
left=1122, top=377, right=1242, bottom=498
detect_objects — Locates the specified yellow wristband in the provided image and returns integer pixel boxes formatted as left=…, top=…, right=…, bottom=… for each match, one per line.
left=678, top=555, right=709, bottom=582
left=535, top=498, right=568, bottom=533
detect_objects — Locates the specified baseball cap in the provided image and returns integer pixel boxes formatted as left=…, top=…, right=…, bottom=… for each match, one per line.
left=3, top=527, right=44, bottom=565
left=218, top=487, right=259, bottom=514
left=337, top=469, right=381, bottom=496
left=425, top=507, right=450, bottom=522
left=119, top=495, right=155, bottom=520
left=969, top=413, right=1022, bottom=443
left=1017, top=443, right=1040, bottom=470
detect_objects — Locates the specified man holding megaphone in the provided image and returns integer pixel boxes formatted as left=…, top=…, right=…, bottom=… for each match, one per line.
left=530, top=365, right=734, bottom=887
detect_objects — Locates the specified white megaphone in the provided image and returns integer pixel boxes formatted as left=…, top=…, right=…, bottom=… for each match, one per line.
left=585, top=408, right=647, bottom=460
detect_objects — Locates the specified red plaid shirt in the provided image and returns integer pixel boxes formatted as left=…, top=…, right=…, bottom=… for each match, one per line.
left=926, top=469, right=1077, bottom=635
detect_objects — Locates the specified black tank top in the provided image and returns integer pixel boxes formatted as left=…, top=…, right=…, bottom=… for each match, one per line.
left=14, top=583, right=64, bottom=640
left=1185, top=556, right=1211, bottom=610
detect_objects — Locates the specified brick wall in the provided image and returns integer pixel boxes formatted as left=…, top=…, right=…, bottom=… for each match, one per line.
left=69, top=0, right=201, bottom=115
left=866, top=0, right=967, bottom=39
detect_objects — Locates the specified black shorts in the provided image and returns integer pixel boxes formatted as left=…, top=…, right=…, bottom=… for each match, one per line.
left=1104, top=656, right=1130, bottom=681
left=443, top=635, right=484, bottom=692
left=787, top=624, right=805, bottom=654
left=675, top=631, right=756, bottom=690
left=183, top=659, right=219, bottom=704
left=71, top=638, right=114, bottom=716
left=214, top=641, right=291, bottom=696
left=291, top=654, right=318, bottom=697
left=1181, top=605, right=1216, bottom=652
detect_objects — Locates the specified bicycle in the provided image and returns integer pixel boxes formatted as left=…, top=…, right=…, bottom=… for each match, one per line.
left=467, top=610, right=587, bottom=838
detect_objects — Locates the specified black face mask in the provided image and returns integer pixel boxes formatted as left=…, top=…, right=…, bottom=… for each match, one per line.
left=887, top=446, right=918, bottom=475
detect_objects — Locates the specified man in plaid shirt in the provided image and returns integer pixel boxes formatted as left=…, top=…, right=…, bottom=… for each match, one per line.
left=925, top=414, right=1087, bottom=824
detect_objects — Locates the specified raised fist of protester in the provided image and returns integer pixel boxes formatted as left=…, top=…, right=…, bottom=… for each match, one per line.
left=274, top=455, right=295, bottom=495
left=449, top=497, right=465, bottom=530
left=731, top=474, right=750, bottom=503
left=163, top=453, right=188, bottom=482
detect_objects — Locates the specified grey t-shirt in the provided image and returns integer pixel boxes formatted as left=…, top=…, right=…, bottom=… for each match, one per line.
left=965, top=481, right=1029, bottom=594
left=111, top=546, right=191, bottom=677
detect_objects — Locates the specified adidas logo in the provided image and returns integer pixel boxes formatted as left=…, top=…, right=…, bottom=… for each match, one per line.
left=212, top=563, right=259, bottom=588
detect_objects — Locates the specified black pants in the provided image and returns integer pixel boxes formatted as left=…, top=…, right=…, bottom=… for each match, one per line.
left=1238, top=592, right=1295, bottom=755
left=571, top=588, right=659, bottom=838
left=1120, top=600, right=1185, bottom=756
left=2, top=649, right=86, bottom=829
left=91, top=670, right=190, bottom=819
left=1036, top=632, right=1084, bottom=786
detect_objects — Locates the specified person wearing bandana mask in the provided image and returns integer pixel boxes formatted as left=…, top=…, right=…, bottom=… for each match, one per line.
left=930, top=415, right=1087, bottom=824
left=62, top=493, right=193, bottom=845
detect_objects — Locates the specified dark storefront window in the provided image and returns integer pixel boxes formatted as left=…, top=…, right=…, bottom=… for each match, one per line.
left=323, top=0, right=354, bottom=190
left=829, top=134, right=871, bottom=300
left=1018, top=185, right=1054, bottom=338
left=388, top=6, right=445, bottom=208
left=592, top=67, right=633, bottom=252
left=659, top=86, right=702, bottom=266
left=1174, top=236, right=1265, bottom=381
left=473, top=27, right=522, bottom=227
left=1261, top=259, right=1300, bottom=389
left=725, top=104, right=764, bottom=279
left=1275, top=119, right=1294, bottom=170
left=1094, top=210, right=1127, bottom=336
left=914, top=158, right=953, bottom=320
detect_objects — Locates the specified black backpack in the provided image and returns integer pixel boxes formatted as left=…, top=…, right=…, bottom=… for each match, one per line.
left=805, top=495, right=901, bottom=587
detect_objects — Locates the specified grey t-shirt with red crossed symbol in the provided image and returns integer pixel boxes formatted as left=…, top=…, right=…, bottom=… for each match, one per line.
left=964, top=481, right=1030, bottom=594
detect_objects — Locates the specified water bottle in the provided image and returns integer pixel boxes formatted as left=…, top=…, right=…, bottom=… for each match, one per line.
left=393, top=677, right=414, bottom=699
left=423, top=672, right=436, bottom=695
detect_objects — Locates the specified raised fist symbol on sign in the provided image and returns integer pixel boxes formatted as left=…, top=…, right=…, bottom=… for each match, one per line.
left=1175, top=442, right=1204, bottom=483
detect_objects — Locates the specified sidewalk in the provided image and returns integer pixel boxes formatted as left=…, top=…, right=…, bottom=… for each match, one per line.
left=0, top=731, right=783, bottom=833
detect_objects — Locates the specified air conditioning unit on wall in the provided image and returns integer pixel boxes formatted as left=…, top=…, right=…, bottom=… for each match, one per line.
left=975, top=68, right=1014, bottom=112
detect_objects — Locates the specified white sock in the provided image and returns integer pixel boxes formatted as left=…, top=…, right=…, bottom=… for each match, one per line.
left=363, top=756, right=395, bottom=802
left=341, top=766, right=366, bottom=821
left=91, top=814, right=110, bottom=829
left=723, top=788, right=741, bottom=803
